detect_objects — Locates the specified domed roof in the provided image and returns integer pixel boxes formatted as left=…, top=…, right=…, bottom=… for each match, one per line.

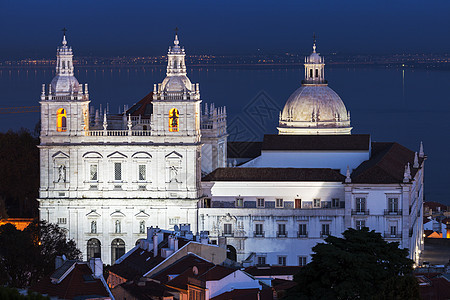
left=51, top=75, right=80, bottom=95
left=281, top=85, right=347, bottom=123
left=161, top=75, right=192, bottom=92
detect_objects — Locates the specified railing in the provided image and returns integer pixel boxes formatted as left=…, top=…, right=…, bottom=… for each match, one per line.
left=222, top=232, right=234, bottom=237
left=384, top=209, right=402, bottom=216
left=297, top=231, right=308, bottom=238
left=277, top=231, right=288, bottom=238
left=254, top=231, right=265, bottom=237
left=86, top=130, right=152, bottom=136
left=384, top=232, right=402, bottom=239
left=351, top=209, right=370, bottom=215
left=320, top=231, right=331, bottom=238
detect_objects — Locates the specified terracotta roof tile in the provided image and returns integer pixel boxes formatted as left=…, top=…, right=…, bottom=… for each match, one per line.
left=203, top=167, right=345, bottom=182
left=126, top=92, right=153, bottom=117
left=31, top=263, right=110, bottom=299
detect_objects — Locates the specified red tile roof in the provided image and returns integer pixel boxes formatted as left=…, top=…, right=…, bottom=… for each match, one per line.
left=31, top=263, right=110, bottom=299
left=126, top=92, right=153, bottom=117
left=202, top=168, right=345, bottom=182
left=197, top=265, right=236, bottom=281
left=210, top=287, right=273, bottom=300
left=419, top=277, right=450, bottom=300
left=114, top=279, right=175, bottom=299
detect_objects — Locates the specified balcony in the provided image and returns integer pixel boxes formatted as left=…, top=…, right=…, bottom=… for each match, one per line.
left=297, top=231, right=308, bottom=238
left=277, top=231, right=288, bottom=238
left=384, top=209, right=402, bottom=216
left=254, top=231, right=265, bottom=238
left=222, top=232, right=234, bottom=237
left=320, top=231, right=331, bottom=238
left=384, top=232, right=402, bottom=239
left=351, top=209, right=370, bottom=215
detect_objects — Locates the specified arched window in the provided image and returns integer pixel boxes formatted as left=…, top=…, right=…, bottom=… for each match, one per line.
left=57, top=108, right=67, bottom=132
left=111, top=238, right=125, bottom=263
left=169, top=108, right=179, bottom=132
left=87, top=238, right=101, bottom=260
left=135, top=238, right=145, bottom=246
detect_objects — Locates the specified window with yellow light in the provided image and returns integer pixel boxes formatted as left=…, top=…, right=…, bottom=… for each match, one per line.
left=57, top=108, right=67, bottom=132
left=169, top=108, right=179, bottom=132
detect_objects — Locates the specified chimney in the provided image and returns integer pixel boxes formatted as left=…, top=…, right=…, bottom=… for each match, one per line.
left=89, top=257, right=103, bottom=278
left=55, top=256, right=64, bottom=270
left=174, top=237, right=179, bottom=252
left=153, top=232, right=158, bottom=257
left=168, top=235, right=175, bottom=250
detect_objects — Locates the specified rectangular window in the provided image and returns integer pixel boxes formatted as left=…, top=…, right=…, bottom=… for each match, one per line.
left=224, top=223, right=232, bottom=235
left=356, top=220, right=366, bottom=230
left=169, top=218, right=179, bottom=225
left=255, top=224, right=264, bottom=236
left=276, top=198, right=284, bottom=208
left=278, top=223, right=287, bottom=237
left=356, top=197, right=366, bottom=212
left=321, top=224, right=330, bottom=237
left=203, top=198, right=211, bottom=208
left=57, top=218, right=67, bottom=224
left=257, top=256, right=266, bottom=265
left=321, top=201, right=331, bottom=208
left=257, top=198, right=265, bottom=208
left=278, top=256, right=287, bottom=266
left=313, top=199, right=321, bottom=208
left=90, top=164, right=98, bottom=181
left=332, top=198, right=340, bottom=208
left=114, top=162, right=122, bottom=181
left=298, top=224, right=307, bottom=237
left=388, top=198, right=399, bottom=212
left=236, top=198, right=244, bottom=207
left=138, top=164, right=146, bottom=181
left=390, top=226, right=397, bottom=236
left=298, top=256, right=307, bottom=266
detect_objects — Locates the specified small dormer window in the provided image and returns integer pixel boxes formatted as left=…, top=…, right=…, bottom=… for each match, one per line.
left=57, top=108, right=67, bottom=132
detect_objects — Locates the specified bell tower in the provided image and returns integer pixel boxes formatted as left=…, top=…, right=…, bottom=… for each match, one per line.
left=303, top=37, right=326, bottom=85
left=40, top=30, right=90, bottom=139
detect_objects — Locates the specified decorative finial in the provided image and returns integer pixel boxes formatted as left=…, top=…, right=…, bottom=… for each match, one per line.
left=419, top=141, right=424, bottom=158
left=174, top=27, right=179, bottom=46
left=345, top=166, right=351, bottom=183
left=403, top=164, right=409, bottom=183
left=413, top=152, right=419, bottom=168
left=62, top=27, right=68, bottom=45
left=103, top=113, right=108, bottom=131
left=312, top=33, right=317, bottom=53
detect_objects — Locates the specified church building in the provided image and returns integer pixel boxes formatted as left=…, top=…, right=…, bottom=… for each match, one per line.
left=38, top=32, right=424, bottom=266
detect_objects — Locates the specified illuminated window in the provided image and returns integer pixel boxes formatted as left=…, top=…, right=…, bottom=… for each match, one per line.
left=169, top=108, right=179, bottom=132
left=57, top=108, right=67, bottom=132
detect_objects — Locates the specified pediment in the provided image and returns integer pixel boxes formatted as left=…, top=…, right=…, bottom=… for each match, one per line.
left=86, top=210, right=101, bottom=218
left=52, top=151, right=69, bottom=159
left=107, top=151, right=128, bottom=159
left=135, top=210, right=150, bottom=218
left=83, top=151, right=103, bottom=159
left=110, top=210, right=126, bottom=217
left=165, top=151, right=182, bottom=160
left=132, top=152, right=152, bottom=159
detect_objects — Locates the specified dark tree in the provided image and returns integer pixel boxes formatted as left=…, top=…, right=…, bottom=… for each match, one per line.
left=0, top=221, right=81, bottom=288
left=0, top=129, right=40, bottom=217
left=0, top=286, right=49, bottom=300
left=285, top=228, right=420, bottom=300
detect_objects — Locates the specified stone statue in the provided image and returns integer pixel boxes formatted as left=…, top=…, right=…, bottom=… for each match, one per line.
left=91, top=221, right=97, bottom=234
left=58, top=165, right=66, bottom=182
left=115, top=220, right=121, bottom=233
left=169, top=165, right=179, bottom=182
left=140, top=221, right=145, bottom=234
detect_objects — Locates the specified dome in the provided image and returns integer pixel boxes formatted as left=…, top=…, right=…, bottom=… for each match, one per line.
left=281, top=85, right=348, bottom=123
left=161, top=75, right=192, bottom=92
left=50, top=75, right=80, bottom=95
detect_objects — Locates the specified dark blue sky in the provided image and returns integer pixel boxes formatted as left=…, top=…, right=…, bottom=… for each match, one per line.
left=1, top=0, right=450, bottom=59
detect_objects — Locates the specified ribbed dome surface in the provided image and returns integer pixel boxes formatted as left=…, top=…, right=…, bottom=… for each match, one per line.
left=51, top=75, right=80, bottom=95
left=281, top=85, right=348, bottom=122
left=161, top=75, right=192, bottom=92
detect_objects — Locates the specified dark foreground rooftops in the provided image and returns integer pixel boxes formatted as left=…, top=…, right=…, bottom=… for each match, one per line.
left=262, top=134, right=371, bottom=151
left=202, top=168, right=345, bottom=182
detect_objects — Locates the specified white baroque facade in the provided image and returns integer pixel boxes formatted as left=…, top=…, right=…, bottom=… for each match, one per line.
left=38, top=33, right=226, bottom=264
left=39, top=33, right=424, bottom=266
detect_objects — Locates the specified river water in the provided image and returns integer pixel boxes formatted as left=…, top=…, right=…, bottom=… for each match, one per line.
left=0, top=65, right=449, bottom=204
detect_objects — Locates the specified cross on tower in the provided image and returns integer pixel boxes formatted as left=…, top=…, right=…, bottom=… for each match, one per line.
left=62, top=27, right=68, bottom=36
left=175, top=27, right=179, bottom=34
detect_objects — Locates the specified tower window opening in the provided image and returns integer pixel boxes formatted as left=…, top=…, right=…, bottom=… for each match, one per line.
left=169, top=108, right=179, bottom=132
left=57, top=108, right=67, bottom=132
left=315, top=69, right=319, bottom=77
left=309, top=69, right=313, bottom=78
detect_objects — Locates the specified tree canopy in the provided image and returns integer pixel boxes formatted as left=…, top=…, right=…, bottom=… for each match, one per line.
left=0, top=220, right=81, bottom=288
left=285, top=228, right=420, bottom=300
